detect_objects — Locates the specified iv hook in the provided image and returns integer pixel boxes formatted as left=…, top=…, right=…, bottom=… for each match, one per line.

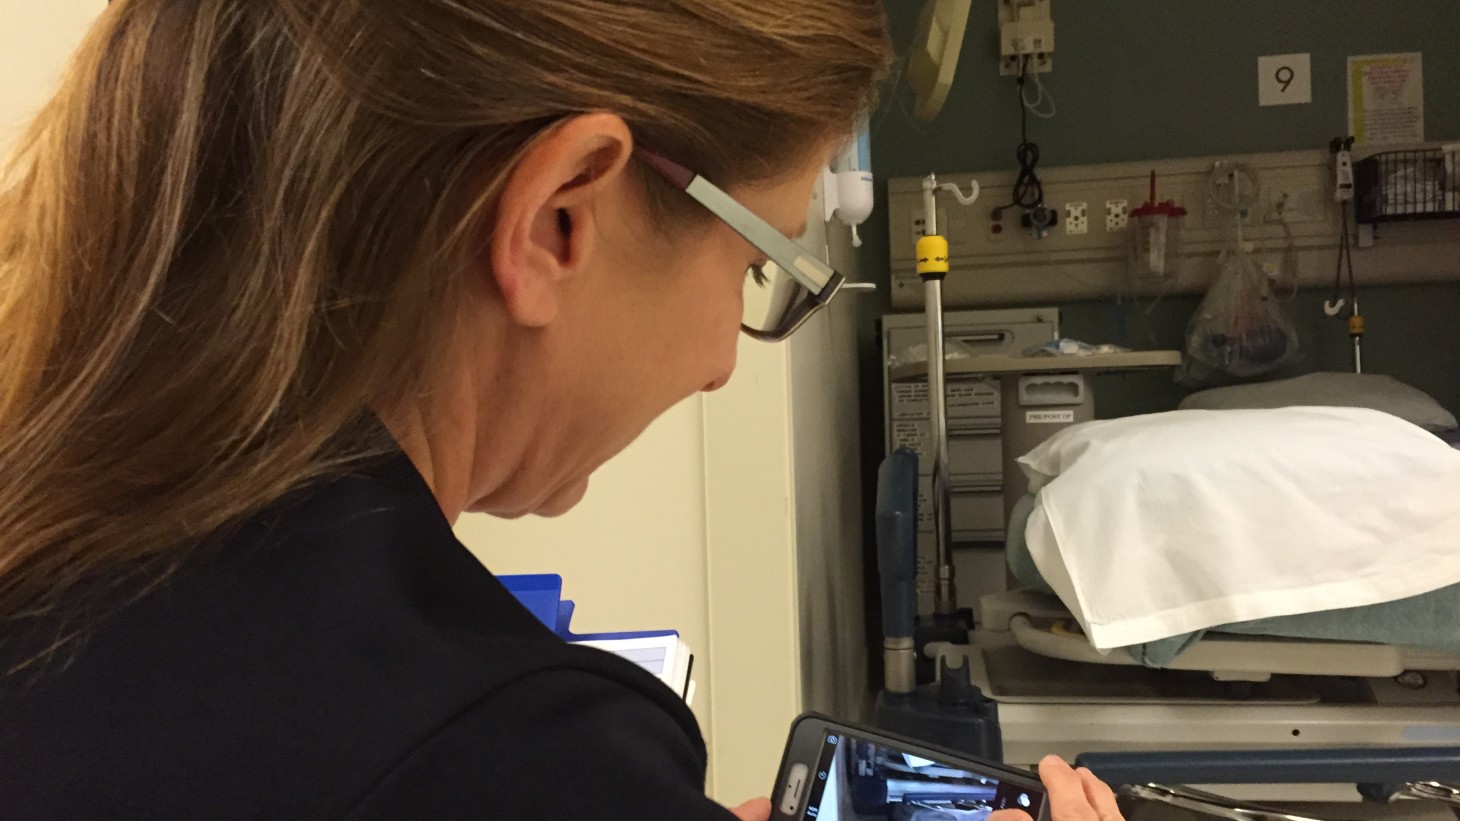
left=921, top=174, right=981, bottom=237
left=937, top=179, right=981, bottom=205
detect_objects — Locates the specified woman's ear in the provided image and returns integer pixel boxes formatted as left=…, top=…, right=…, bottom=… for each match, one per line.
left=487, top=114, right=634, bottom=328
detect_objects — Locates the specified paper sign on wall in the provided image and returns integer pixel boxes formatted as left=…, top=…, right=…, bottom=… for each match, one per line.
left=1258, top=54, right=1312, bottom=107
left=1348, top=53, right=1425, bottom=145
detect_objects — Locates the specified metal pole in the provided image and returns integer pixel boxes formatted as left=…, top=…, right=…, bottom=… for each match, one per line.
left=925, top=279, right=956, bottom=615
left=920, top=175, right=956, bottom=617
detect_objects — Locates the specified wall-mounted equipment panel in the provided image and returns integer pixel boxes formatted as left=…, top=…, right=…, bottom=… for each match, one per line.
left=888, top=147, right=1460, bottom=311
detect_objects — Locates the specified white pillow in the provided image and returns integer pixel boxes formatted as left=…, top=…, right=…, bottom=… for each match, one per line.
left=1017, top=407, right=1460, bottom=651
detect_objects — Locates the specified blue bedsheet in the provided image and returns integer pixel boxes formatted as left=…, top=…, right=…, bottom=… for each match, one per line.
left=1006, top=494, right=1460, bottom=668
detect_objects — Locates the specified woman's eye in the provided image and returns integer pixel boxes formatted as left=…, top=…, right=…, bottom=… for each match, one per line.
left=747, top=263, right=769, bottom=287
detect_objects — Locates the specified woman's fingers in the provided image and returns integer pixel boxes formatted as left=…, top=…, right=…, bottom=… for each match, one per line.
left=1077, top=767, right=1124, bottom=821
left=728, top=797, right=771, bottom=821
left=1038, top=755, right=1100, bottom=821
left=990, top=810, right=1035, bottom=821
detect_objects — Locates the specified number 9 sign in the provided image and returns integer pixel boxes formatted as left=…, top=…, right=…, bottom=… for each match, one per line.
left=1259, top=53, right=1312, bottom=106
left=1275, top=65, right=1295, bottom=92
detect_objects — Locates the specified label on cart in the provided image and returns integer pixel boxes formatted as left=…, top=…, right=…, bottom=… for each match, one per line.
left=890, top=382, right=929, bottom=419
left=892, top=421, right=927, bottom=457
left=947, top=381, right=997, bottom=413
left=1026, top=410, right=1075, bottom=424
left=891, top=380, right=998, bottom=420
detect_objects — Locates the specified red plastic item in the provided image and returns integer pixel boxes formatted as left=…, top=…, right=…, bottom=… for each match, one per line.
left=1131, top=170, right=1187, bottom=218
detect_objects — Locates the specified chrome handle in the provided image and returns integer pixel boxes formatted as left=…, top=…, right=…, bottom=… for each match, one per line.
left=1123, top=785, right=1342, bottom=821
left=1395, top=782, right=1460, bottom=807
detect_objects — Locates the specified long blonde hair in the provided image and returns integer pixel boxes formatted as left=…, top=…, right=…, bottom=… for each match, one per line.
left=0, top=0, right=889, bottom=668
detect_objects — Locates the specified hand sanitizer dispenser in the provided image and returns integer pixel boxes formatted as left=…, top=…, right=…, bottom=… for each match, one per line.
left=824, top=115, right=874, bottom=247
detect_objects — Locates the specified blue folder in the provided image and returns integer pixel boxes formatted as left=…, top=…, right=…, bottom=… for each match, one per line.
left=498, top=573, right=679, bottom=643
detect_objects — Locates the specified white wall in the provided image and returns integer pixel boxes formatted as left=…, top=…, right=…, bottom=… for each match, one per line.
left=0, top=0, right=103, bottom=151
left=701, top=334, right=802, bottom=804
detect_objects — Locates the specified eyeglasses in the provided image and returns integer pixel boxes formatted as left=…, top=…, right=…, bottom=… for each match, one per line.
left=634, top=147, right=869, bottom=342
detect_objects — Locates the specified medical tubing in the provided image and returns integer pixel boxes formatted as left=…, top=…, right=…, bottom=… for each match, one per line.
left=1331, top=201, right=1357, bottom=309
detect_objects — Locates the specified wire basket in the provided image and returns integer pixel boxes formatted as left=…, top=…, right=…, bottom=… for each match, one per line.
left=1354, top=147, right=1460, bottom=224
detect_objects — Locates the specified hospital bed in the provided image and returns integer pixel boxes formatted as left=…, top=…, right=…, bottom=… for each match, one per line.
left=929, top=622, right=1460, bottom=804
left=879, top=422, right=1460, bottom=807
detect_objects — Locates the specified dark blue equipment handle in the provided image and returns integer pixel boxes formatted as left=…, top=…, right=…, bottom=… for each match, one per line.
left=1076, top=747, right=1460, bottom=788
left=875, top=448, right=919, bottom=641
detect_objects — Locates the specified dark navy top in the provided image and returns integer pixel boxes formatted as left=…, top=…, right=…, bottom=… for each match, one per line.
left=0, top=451, right=736, bottom=819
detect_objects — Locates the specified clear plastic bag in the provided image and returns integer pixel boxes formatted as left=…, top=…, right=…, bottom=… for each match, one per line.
left=885, top=338, right=978, bottom=370
left=1177, top=248, right=1299, bottom=387
left=1023, top=339, right=1130, bottom=357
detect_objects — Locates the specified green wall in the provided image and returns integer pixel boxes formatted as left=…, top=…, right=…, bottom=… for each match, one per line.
left=875, top=1, right=1460, bottom=176
left=858, top=0, right=1460, bottom=422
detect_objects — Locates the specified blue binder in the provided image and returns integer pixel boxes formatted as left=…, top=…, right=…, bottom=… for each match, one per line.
left=498, top=573, right=679, bottom=642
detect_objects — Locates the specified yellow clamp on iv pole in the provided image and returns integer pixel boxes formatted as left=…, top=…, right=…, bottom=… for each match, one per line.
left=916, top=234, right=951, bottom=277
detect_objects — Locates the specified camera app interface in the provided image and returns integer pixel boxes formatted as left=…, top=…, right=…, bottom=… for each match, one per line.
left=798, top=732, right=1044, bottom=821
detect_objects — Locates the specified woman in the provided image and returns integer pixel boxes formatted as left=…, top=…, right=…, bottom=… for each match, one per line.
left=0, top=1, right=1125, bottom=818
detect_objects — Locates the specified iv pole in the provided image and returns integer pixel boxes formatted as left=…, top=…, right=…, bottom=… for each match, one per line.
left=918, top=173, right=979, bottom=617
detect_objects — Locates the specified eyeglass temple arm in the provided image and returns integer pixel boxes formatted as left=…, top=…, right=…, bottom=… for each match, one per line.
left=634, top=147, right=837, bottom=293
left=634, top=148, right=695, bottom=190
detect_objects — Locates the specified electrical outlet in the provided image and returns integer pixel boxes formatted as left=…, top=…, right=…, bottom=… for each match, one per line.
left=1105, top=199, right=1129, bottom=231
left=1064, top=202, right=1088, bottom=235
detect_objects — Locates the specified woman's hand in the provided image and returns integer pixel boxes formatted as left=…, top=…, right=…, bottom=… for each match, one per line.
left=729, top=797, right=771, bottom=821
left=991, top=756, right=1124, bottom=821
